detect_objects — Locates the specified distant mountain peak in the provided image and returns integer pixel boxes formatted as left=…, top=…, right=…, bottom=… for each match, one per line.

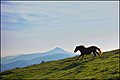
left=46, top=47, right=66, bottom=54
left=54, top=47, right=64, bottom=50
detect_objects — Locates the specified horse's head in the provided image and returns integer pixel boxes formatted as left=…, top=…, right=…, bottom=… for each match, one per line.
left=74, top=45, right=85, bottom=53
left=74, top=46, right=79, bottom=53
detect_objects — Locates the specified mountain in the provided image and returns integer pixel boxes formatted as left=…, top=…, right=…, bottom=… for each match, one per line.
left=28, top=53, right=74, bottom=65
left=1, top=60, right=28, bottom=72
left=1, top=47, right=76, bottom=72
left=0, top=49, right=119, bottom=79
left=1, top=47, right=74, bottom=64
left=1, top=55, right=21, bottom=64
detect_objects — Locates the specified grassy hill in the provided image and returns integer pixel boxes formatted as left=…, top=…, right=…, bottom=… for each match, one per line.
left=0, top=49, right=120, bottom=79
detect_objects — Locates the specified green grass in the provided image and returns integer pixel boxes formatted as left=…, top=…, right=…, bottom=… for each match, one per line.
left=0, top=49, right=120, bottom=79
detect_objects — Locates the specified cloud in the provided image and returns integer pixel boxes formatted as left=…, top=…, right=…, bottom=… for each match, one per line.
left=2, top=2, right=118, bottom=20
left=1, top=1, right=118, bottom=32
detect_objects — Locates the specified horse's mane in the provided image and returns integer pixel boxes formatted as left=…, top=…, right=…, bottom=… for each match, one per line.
left=78, top=45, right=85, bottom=48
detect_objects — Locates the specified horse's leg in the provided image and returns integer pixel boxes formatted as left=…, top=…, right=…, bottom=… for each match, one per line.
left=77, top=54, right=82, bottom=60
left=93, top=52, right=96, bottom=58
left=96, top=52, right=101, bottom=58
left=80, top=55, right=84, bottom=61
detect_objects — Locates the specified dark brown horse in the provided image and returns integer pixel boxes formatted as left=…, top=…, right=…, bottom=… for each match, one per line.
left=74, top=45, right=102, bottom=60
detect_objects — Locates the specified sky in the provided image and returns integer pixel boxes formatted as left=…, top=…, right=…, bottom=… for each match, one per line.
left=1, top=1, right=119, bottom=57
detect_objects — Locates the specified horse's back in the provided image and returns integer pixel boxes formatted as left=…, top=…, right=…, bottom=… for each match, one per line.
left=88, top=46, right=98, bottom=51
left=89, top=46, right=98, bottom=48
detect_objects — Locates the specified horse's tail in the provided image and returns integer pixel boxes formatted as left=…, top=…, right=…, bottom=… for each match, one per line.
left=97, top=48, right=102, bottom=57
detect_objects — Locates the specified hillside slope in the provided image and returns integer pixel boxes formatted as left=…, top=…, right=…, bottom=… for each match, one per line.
left=0, top=49, right=119, bottom=79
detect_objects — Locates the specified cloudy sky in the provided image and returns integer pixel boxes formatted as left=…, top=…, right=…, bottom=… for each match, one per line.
left=1, top=1, right=119, bottom=57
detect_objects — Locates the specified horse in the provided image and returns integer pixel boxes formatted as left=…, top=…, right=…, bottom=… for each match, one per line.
left=74, top=45, right=102, bottom=60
